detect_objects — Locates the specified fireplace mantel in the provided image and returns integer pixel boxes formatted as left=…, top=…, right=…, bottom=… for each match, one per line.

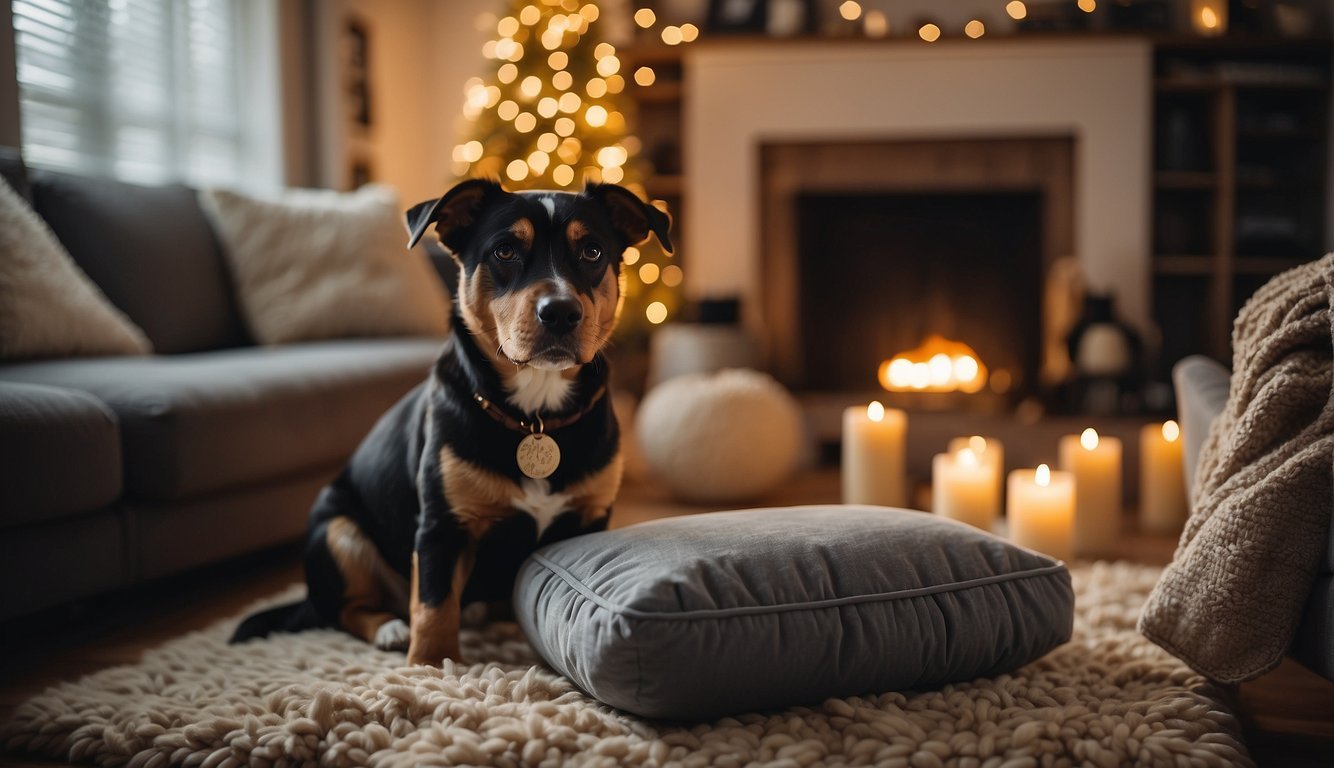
left=682, top=38, right=1152, bottom=336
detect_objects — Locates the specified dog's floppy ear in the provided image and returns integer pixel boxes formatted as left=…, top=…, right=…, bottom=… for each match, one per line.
left=585, top=182, right=673, bottom=254
left=405, top=178, right=504, bottom=252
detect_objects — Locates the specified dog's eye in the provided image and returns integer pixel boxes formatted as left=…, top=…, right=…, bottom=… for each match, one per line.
left=580, top=243, right=603, bottom=262
left=492, top=243, right=517, bottom=262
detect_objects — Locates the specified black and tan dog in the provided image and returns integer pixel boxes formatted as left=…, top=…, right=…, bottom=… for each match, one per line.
left=231, top=179, right=671, bottom=665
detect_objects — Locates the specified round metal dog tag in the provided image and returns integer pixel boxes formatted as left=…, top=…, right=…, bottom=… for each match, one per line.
left=517, top=433, right=560, bottom=479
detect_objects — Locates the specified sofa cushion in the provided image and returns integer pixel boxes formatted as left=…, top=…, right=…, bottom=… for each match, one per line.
left=0, top=146, right=30, bottom=201
left=516, top=506, right=1075, bottom=720
left=0, top=339, right=441, bottom=501
left=0, top=381, right=122, bottom=521
left=198, top=185, right=449, bottom=345
left=30, top=170, right=250, bottom=354
left=0, top=510, right=129, bottom=621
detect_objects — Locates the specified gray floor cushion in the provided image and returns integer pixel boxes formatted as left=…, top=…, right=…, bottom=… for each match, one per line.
left=515, top=506, right=1074, bottom=720
left=0, top=339, right=440, bottom=500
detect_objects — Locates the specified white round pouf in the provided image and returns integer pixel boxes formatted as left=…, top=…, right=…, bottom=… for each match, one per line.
left=635, top=368, right=804, bottom=503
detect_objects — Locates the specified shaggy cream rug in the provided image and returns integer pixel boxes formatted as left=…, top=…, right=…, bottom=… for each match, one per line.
left=3, top=562, right=1252, bottom=768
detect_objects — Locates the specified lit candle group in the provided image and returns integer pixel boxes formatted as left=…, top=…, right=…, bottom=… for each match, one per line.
left=1058, top=428, right=1123, bottom=555
left=1007, top=464, right=1075, bottom=562
left=841, top=401, right=906, bottom=507
left=931, top=442, right=999, bottom=531
left=1140, top=420, right=1188, bottom=534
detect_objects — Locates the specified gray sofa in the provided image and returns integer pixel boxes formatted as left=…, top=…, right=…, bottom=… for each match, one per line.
left=1173, top=355, right=1334, bottom=682
left=0, top=150, right=446, bottom=620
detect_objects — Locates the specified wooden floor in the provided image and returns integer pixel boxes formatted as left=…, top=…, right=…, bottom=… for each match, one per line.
left=3, top=470, right=1332, bottom=767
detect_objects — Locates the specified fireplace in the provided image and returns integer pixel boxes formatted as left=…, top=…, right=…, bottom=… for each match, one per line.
left=760, top=137, right=1074, bottom=396
left=794, top=189, right=1043, bottom=393
left=682, top=39, right=1153, bottom=390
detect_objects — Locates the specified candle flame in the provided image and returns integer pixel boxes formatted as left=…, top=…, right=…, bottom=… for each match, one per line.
left=969, top=435, right=987, bottom=454
left=1035, top=464, right=1051, bottom=487
left=867, top=401, right=885, bottom=423
left=1080, top=428, right=1099, bottom=451
left=958, top=447, right=979, bottom=468
left=1162, top=420, right=1180, bottom=442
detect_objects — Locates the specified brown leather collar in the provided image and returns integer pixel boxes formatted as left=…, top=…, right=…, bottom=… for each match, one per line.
left=472, top=385, right=608, bottom=434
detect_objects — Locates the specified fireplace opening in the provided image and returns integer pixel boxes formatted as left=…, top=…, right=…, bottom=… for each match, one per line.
left=794, top=191, right=1044, bottom=395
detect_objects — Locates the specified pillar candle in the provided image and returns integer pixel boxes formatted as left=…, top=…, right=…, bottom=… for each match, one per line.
left=1007, top=464, right=1075, bottom=562
left=1141, top=420, right=1188, bottom=534
left=932, top=446, right=999, bottom=531
left=1058, top=428, right=1123, bottom=555
left=948, top=435, right=1004, bottom=502
left=842, top=401, right=906, bottom=507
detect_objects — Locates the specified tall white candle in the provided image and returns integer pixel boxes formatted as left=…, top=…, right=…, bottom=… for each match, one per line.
left=1007, top=464, right=1075, bottom=562
left=1141, top=420, right=1188, bottom=534
left=1059, top=428, right=1123, bottom=556
left=842, top=401, right=906, bottom=507
left=932, top=446, right=999, bottom=531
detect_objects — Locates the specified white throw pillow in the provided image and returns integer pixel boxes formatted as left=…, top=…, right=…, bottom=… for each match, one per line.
left=0, top=176, right=152, bottom=359
left=199, top=184, right=450, bottom=345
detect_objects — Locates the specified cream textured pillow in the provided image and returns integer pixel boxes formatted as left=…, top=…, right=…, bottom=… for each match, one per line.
left=199, top=185, right=450, bottom=345
left=0, top=176, right=151, bottom=359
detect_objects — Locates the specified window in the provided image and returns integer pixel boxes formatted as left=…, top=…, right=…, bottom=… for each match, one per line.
left=12, top=0, right=280, bottom=188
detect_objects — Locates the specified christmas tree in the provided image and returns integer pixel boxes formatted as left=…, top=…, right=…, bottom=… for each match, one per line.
left=451, top=0, right=680, bottom=342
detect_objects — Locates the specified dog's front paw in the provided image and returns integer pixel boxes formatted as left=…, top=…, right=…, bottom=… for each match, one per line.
left=373, top=619, right=410, bottom=651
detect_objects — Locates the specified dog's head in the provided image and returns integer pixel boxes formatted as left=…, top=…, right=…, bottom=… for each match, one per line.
left=407, top=179, right=672, bottom=371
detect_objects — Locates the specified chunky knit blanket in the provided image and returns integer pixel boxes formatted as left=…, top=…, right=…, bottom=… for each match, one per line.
left=1139, top=254, right=1334, bottom=683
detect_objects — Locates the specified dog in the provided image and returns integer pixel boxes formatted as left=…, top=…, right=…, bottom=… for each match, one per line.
left=231, top=179, right=672, bottom=665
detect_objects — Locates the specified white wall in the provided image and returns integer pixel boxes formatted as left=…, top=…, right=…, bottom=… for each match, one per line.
left=307, top=0, right=492, bottom=204
left=684, top=38, right=1155, bottom=332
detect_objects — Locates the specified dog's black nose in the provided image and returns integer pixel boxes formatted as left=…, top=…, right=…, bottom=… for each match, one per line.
left=536, top=296, right=583, bottom=335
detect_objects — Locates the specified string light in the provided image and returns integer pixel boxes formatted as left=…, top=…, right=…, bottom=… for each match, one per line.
left=639, top=263, right=660, bottom=284
left=633, top=8, right=655, bottom=28
left=586, top=77, right=608, bottom=97
left=553, top=164, right=574, bottom=186
left=634, top=66, right=655, bottom=86
left=864, top=11, right=888, bottom=37
left=918, top=23, right=941, bottom=42
left=554, top=116, right=576, bottom=136
left=661, top=265, right=683, bottom=287
left=661, top=25, right=682, bottom=45
left=514, top=112, right=537, bottom=132
left=1077, top=0, right=1095, bottom=11
left=594, top=42, right=615, bottom=59
left=506, top=159, right=529, bottom=180
left=547, top=51, right=567, bottom=69
left=497, top=16, right=520, bottom=36
left=579, top=3, right=598, bottom=21
left=1006, top=1, right=1027, bottom=20
left=552, top=71, right=573, bottom=90
left=623, top=246, right=640, bottom=265
left=585, top=104, right=608, bottom=127
left=602, top=166, right=623, bottom=183
left=519, top=5, right=540, bottom=25
left=645, top=302, right=668, bottom=324
left=680, top=23, right=699, bottom=42
left=497, top=100, right=519, bottom=120
left=839, top=2, right=862, bottom=21
left=596, top=55, right=620, bottom=77
left=965, top=19, right=985, bottom=38
left=519, top=75, right=542, bottom=99
left=558, top=91, right=582, bottom=113
left=537, top=132, right=559, bottom=152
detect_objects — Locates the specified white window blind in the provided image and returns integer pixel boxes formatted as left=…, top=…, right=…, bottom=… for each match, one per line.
left=12, top=0, right=280, bottom=188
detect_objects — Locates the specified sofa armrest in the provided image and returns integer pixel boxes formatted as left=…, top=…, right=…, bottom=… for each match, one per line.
left=1171, top=355, right=1230, bottom=503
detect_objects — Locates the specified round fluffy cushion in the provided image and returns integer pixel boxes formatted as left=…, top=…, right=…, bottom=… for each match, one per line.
left=635, top=368, right=802, bottom=502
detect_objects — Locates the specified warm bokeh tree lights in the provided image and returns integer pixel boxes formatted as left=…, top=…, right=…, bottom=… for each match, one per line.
left=452, top=0, right=680, bottom=339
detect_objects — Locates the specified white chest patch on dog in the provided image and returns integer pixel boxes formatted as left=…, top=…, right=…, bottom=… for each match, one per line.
left=513, top=478, right=571, bottom=537
left=506, top=366, right=573, bottom=414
